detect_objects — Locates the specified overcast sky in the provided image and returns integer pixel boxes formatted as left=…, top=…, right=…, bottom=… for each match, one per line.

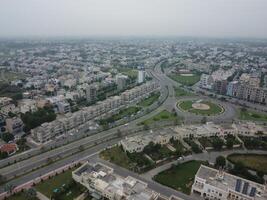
left=0, top=0, right=266, bottom=38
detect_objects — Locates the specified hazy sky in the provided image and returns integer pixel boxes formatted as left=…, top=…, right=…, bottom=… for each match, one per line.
left=0, top=0, right=266, bottom=38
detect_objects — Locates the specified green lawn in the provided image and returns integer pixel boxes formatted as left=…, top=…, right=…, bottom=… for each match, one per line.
left=178, top=100, right=223, bottom=115
left=168, top=74, right=200, bottom=86
left=227, top=154, right=267, bottom=174
left=198, top=137, right=213, bottom=148
left=154, top=160, right=205, bottom=194
left=140, top=110, right=181, bottom=126
left=6, top=192, right=38, bottom=200
left=238, top=109, right=267, bottom=122
left=35, top=166, right=85, bottom=200
left=100, top=145, right=133, bottom=170
left=174, top=87, right=194, bottom=97
left=137, top=92, right=160, bottom=107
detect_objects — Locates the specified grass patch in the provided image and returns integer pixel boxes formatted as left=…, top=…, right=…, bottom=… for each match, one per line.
left=154, top=160, right=205, bottom=194
left=198, top=137, right=213, bottom=148
left=137, top=92, right=160, bottom=107
left=140, top=110, right=181, bottom=126
left=35, top=166, right=85, bottom=200
left=100, top=145, right=153, bottom=172
left=228, top=154, right=267, bottom=174
left=178, top=100, right=223, bottom=115
left=238, top=109, right=267, bottom=122
left=174, top=87, right=194, bottom=97
left=100, top=145, right=133, bottom=170
left=168, top=74, right=200, bottom=86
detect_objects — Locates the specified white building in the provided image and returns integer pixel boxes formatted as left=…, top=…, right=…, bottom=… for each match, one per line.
left=72, top=162, right=159, bottom=200
left=199, top=74, right=214, bottom=90
left=191, top=165, right=267, bottom=200
left=138, top=70, right=146, bottom=84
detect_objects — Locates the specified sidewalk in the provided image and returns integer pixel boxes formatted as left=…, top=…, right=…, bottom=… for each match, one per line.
left=37, top=192, right=49, bottom=200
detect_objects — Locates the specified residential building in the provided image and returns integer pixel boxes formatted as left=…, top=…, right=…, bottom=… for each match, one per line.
left=138, top=70, right=146, bottom=84
left=86, top=85, right=97, bottom=102
left=72, top=162, right=160, bottom=200
left=191, top=165, right=267, bottom=200
left=199, top=74, right=214, bottom=89
left=116, top=74, right=128, bottom=91
left=57, top=101, right=71, bottom=114
left=5, top=117, right=24, bottom=135
left=0, top=143, right=18, bottom=155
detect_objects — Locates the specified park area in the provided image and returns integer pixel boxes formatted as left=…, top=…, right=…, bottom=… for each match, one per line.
left=140, top=110, right=182, bottom=126
left=154, top=160, right=206, bottom=194
left=168, top=73, right=200, bottom=86
left=227, top=153, right=267, bottom=174
left=177, top=100, right=223, bottom=115
left=238, top=108, right=267, bottom=122
left=137, top=92, right=160, bottom=107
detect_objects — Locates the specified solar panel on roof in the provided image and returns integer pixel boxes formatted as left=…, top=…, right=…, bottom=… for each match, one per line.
left=249, top=187, right=257, bottom=197
left=235, top=179, right=242, bottom=192
left=242, top=182, right=249, bottom=195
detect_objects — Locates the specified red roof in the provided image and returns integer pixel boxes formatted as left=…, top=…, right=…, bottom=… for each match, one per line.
left=0, top=143, right=17, bottom=154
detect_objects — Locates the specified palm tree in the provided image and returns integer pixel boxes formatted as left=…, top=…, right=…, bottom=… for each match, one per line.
left=4, top=184, right=15, bottom=194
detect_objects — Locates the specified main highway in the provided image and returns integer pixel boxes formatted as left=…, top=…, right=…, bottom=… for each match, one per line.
left=0, top=60, right=174, bottom=190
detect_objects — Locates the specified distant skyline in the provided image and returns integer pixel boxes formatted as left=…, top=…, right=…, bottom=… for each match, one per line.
left=0, top=0, right=267, bottom=39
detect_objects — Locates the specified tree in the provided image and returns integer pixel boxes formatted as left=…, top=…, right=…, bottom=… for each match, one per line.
left=201, top=117, right=207, bottom=124
left=215, top=156, right=226, bottom=168
left=0, top=174, right=6, bottom=185
left=212, top=137, right=224, bottom=150
left=4, top=184, right=15, bottom=194
left=25, top=188, right=37, bottom=200
left=226, top=138, right=234, bottom=149
left=1, top=132, right=14, bottom=143
left=117, top=129, right=122, bottom=137
left=143, top=124, right=149, bottom=131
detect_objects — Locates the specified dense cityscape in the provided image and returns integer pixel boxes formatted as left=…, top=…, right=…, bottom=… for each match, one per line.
left=0, top=0, right=267, bottom=200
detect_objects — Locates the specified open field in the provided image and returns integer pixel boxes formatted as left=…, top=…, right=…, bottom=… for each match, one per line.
left=140, top=110, right=182, bottom=126
left=227, top=154, right=267, bottom=174
left=238, top=109, right=267, bottom=122
left=168, top=74, right=200, bottom=86
left=100, top=145, right=133, bottom=170
left=35, top=166, right=86, bottom=200
left=154, top=160, right=205, bottom=194
left=137, top=92, right=160, bottom=107
left=178, top=100, right=223, bottom=115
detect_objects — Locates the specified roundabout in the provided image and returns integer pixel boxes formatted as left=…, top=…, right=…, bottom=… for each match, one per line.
left=177, top=99, right=224, bottom=116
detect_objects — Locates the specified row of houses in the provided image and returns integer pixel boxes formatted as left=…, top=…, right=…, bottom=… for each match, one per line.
left=31, top=81, right=159, bottom=143
left=120, top=122, right=266, bottom=153
left=72, top=161, right=183, bottom=200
